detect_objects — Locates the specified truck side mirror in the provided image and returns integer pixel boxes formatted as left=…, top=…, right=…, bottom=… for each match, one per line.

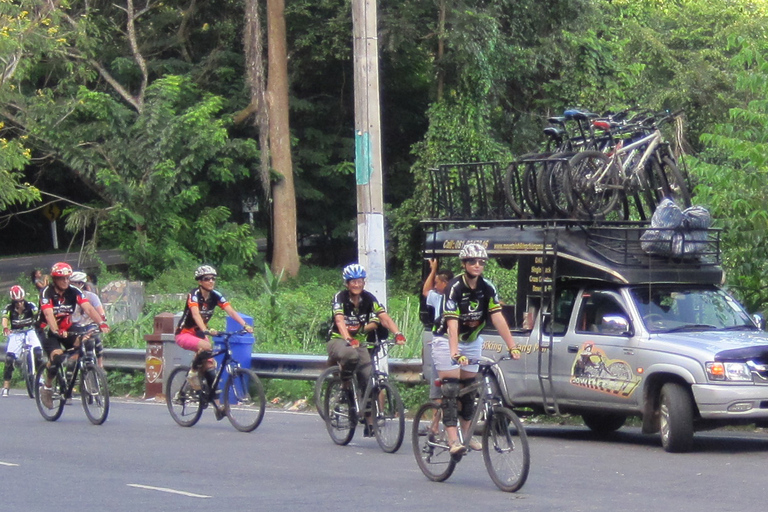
left=600, top=314, right=632, bottom=336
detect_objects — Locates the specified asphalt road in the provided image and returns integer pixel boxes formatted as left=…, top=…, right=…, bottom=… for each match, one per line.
left=0, top=249, right=125, bottom=291
left=2, top=391, right=768, bottom=512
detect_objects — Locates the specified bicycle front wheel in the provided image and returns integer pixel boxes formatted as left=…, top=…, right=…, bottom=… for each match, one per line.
left=166, top=366, right=203, bottom=427
left=224, top=368, right=266, bottom=432
left=22, top=351, right=36, bottom=399
left=412, top=401, right=456, bottom=482
left=567, top=151, right=622, bottom=219
left=314, top=366, right=339, bottom=421
left=324, top=377, right=356, bottom=445
left=34, top=365, right=65, bottom=421
left=371, top=381, right=405, bottom=453
left=482, top=406, right=530, bottom=493
left=81, top=364, right=110, bottom=425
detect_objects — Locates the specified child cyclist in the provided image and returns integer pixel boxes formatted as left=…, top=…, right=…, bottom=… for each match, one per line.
left=2, top=286, right=43, bottom=397
left=174, top=265, right=253, bottom=420
left=432, top=244, right=521, bottom=454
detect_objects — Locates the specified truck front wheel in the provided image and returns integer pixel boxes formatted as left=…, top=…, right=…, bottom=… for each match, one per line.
left=659, top=382, right=695, bottom=453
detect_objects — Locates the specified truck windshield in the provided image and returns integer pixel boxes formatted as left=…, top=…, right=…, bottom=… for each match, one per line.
left=630, top=285, right=755, bottom=333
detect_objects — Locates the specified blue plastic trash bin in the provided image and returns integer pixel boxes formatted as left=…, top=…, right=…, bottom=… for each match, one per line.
left=213, top=314, right=254, bottom=399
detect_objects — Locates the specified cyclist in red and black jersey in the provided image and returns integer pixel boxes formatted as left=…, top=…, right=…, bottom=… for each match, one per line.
left=38, top=262, right=109, bottom=408
left=175, top=265, right=253, bottom=420
left=327, top=264, right=405, bottom=434
left=432, top=244, right=520, bottom=455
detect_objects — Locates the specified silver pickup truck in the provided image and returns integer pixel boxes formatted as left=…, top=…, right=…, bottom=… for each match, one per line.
left=423, top=220, right=768, bottom=452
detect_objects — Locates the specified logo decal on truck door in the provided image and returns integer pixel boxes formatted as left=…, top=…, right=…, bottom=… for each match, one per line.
left=570, top=342, right=640, bottom=397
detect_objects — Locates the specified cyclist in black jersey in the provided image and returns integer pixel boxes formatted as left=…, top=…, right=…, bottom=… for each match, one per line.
left=432, top=244, right=521, bottom=455
left=38, top=262, right=109, bottom=409
left=2, top=286, right=43, bottom=397
left=174, top=265, right=253, bottom=420
left=327, top=264, right=405, bottom=434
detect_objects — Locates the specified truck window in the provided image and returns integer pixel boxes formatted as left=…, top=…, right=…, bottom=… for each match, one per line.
left=577, top=290, right=629, bottom=335
left=542, top=287, right=577, bottom=336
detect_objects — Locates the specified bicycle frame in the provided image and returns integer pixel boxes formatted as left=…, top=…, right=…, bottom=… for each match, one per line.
left=454, top=359, right=506, bottom=447
left=613, top=129, right=664, bottom=189
left=347, top=340, right=394, bottom=417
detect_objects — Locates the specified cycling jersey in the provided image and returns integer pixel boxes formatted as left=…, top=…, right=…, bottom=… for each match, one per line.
left=433, top=274, right=502, bottom=343
left=329, top=290, right=385, bottom=341
left=3, top=301, right=38, bottom=330
left=175, top=287, right=230, bottom=338
left=38, top=285, right=89, bottom=333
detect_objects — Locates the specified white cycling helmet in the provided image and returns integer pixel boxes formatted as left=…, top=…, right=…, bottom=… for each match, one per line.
left=459, top=243, right=488, bottom=261
left=195, top=265, right=218, bottom=280
left=70, top=271, right=88, bottom=283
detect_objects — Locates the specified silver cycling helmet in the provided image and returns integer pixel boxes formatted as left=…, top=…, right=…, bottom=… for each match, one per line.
left=459, top=243, right=488, bottom=261
left=194, top=265, right=218, bottom=280
left=70, top=271, right=88, bottom=283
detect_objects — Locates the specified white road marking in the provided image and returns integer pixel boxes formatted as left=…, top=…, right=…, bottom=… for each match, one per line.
left=127, top=484, right=211, bottom=498
left=0, top=461, right=19, bottom=466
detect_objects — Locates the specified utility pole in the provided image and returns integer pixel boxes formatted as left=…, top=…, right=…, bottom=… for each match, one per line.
left=352, top=0, right=387, bottom=303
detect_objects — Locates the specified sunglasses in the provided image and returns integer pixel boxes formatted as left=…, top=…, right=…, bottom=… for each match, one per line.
left=465, top=258, right=487, bottom=266
left=200, top=276, right=216, bottom=282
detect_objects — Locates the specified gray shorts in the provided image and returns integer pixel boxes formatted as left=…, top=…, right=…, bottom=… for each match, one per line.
left=431, top=335, right=482, bottom=373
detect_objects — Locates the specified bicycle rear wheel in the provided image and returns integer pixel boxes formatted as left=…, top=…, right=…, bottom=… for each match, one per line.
left=81, top=364, right=110, bottom=425
left=502, top=162, right=527, bottom=218
left=660, top=155, right=692, bottom=207
left=314, top=366, right=339, bottom=421
left=22, top=350, right=36, bottom=399
left=324, top=377, right=356, bottom=445
left=482, top=406, right=530, bottom=492
left=371, top=381, right=405, bottom=453
left=34, top=365, right=66, bottom=421
left=567, top=151, right=622, bottom=219
left=537, top=152, right=575, bottom=217
left=166, top=366, right=204, bottom=427
left=412, top=401, right=456, bottom=482
left=223, top=367, right=266, bottom=432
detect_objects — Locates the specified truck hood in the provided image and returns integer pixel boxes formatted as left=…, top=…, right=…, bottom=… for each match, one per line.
left=656, top=330, right=768, bottom=363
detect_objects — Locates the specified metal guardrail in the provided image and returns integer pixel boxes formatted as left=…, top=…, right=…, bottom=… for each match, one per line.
left=102, top=348, right=425, bottom=384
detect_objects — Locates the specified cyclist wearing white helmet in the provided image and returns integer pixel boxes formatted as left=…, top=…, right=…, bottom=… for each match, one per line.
left=327, top=263, right=406, bottom=436
left=431, top=243, right=520, bottom=454
left=174, top=265, right=253, bottom=420
left=2, top=286, right=43, bottom=396
left=38, top=262, right=109, bottom=408
left=70, top=272, right=106, bottom=367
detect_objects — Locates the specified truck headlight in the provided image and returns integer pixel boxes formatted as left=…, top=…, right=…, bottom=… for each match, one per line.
left=706, top=362, right=753, bottom=382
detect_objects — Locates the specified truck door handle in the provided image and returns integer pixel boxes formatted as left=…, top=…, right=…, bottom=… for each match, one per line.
left=568, top=345, right=579, bottom=353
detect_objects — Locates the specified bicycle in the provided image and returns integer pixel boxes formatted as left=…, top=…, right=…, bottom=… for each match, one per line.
left=322, top=337, right=405, bottom=453
left=34, top=327, right=109, bottom=425
left=566, top=111, right=691, bottom=219
left=9, top=328, right=41, bottom=398
left=166, top=330, right=266, bottom=432
left=412, top=355, right=530, bottom=493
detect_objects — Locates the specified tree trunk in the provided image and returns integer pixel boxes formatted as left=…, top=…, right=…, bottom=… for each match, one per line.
left=266, top=0, right=300, bottom=278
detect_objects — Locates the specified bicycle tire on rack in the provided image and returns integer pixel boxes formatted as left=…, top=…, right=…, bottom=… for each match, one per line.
left=314, top=366, right=339, bottom=421
left=660, top=155, right=692, bottom=208
left=223, top=367, right=266, bottom=432
left=81, top=364, right=110, bottom=425
left=482, top=406, right=530, bottom=493
left=166, top=366, right=204, bottom=427
left=34, top=365, right=66, bottom=421
left=537, top=152, right=576, bottom=218
left=22, top=350, right=36, bottom=399
left=502, top=162, right=527, bottom=218
left=412, top=401, right=456, bottom=482
left=519, top=153, right=551, bottom=218
left=371, top=381, right=405, bottom=453
left=567, top=151, right=622, bottom=219
left=324, top=376, right=356, bottom=445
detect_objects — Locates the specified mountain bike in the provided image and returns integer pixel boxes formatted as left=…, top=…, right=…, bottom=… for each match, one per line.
left=412, top=355, right=530, bottom=492
left=323, top=337, right=405, bottom=453
left=11, top=328, right=41, bottom=398
left=34, top=327, right=109, bottom=425
left=166, top=330, right=265, bottom=432
left=566, top=111, right=691, bottom=219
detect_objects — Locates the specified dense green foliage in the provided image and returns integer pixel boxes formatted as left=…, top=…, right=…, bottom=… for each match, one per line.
left=3, top=0, right=768, bottom=311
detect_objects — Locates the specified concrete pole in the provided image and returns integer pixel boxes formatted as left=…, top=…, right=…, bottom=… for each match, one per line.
left=352, top=0, right=387, bottom=304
